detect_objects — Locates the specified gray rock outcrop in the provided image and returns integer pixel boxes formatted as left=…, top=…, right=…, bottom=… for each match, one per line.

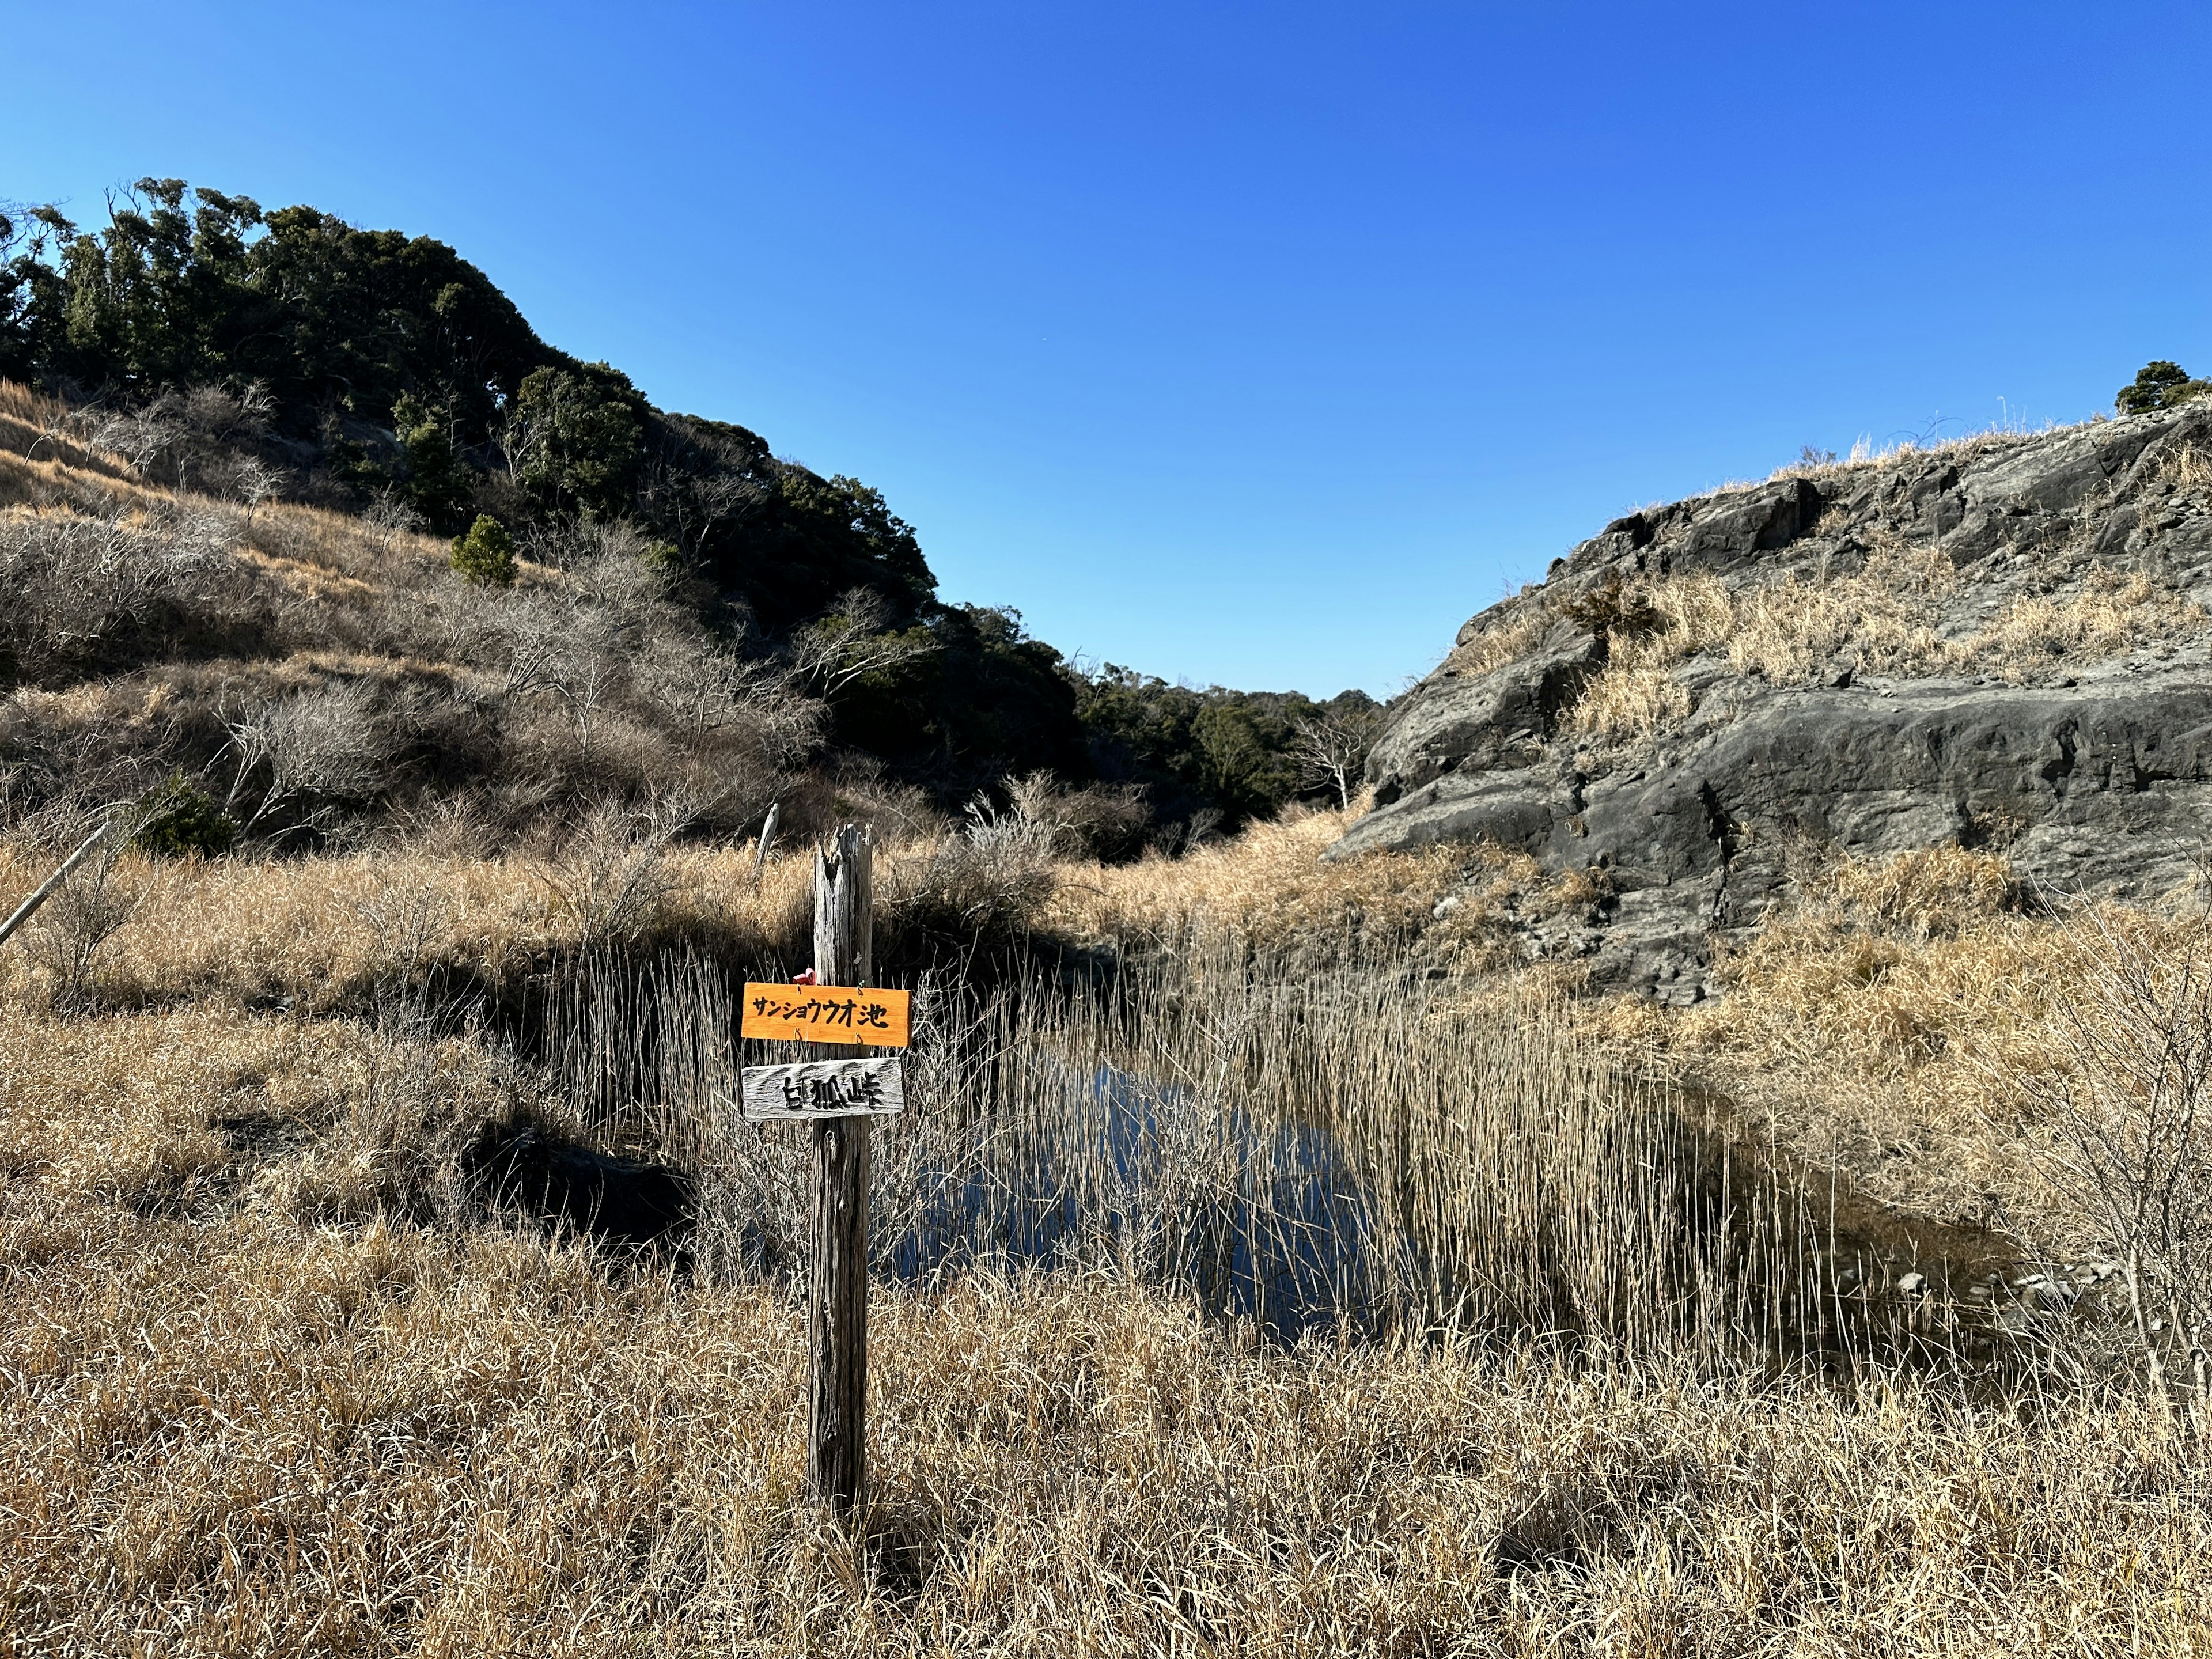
left=1330, top=405, right=2212, bottom=1000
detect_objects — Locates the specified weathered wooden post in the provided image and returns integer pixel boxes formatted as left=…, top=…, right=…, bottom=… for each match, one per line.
left=733, top=821, right=908, bottom=1517
left=0, top=819, right=120, bottom=950
left=808, top=821, right=872, bottom=1512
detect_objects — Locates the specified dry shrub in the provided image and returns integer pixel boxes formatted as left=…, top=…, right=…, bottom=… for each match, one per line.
left=1991, top=902, right=2212, bottom=1427
left=222, top=677, right=393, bottom=831
left=9, top=823, right=146, bottom=1013
left=885, top=793, right=1062, bottom=942
left=1052, top=805, right=1462, bottom=955
left=0, top=502, right=235, bottom=679
left=1001, top=768, right=1150, bottom=859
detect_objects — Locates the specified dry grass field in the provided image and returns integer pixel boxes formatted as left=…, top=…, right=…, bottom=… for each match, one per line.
left=5, top=805, right=2212, bottom=1656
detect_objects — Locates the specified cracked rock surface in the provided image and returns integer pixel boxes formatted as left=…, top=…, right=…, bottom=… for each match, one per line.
left=1330, top=405, right=2212, bottom=1001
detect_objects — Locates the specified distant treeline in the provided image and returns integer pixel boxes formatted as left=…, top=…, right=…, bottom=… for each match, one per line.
left=0, top=179, right=1381, bottom=838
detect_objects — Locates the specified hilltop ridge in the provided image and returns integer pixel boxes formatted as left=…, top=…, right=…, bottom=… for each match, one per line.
left=1334, top=403, right=2212, bottom=999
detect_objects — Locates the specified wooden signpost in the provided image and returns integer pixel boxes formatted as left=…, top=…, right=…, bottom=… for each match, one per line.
left=736, top=822, right=908, bottom=1516
left=740, top=983, right=911, bottom=1047
left=740, top=1056, right=903, bottom=1123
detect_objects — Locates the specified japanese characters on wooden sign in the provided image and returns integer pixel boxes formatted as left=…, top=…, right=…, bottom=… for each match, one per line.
left=740, top=1056, right=906, bottom=1123
left=740, top=983, right=911, bottom=1047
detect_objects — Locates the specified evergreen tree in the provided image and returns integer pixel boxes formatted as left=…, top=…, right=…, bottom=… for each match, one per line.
left=450, top=514, right=517, bottom=585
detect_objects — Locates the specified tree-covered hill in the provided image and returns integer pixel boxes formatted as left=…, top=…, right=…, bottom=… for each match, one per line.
left=0, top=178, right=1380, bottom=842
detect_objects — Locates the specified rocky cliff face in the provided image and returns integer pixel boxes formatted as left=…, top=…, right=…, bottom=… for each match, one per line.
left=1330, top=404, right=2212, bottom=1001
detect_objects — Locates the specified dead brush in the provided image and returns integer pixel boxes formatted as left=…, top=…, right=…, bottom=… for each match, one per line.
left=1988, top=895, right=2212, bottom=1432
left=2158, top=439, right=2212, bottom=491
left=1052, top=805, right=1461, bottom=959
left=882, top=789, right=1061, bottom=944
left=9, top=815, right=145, bottom=1013
left=532, top=797, right=685, bottom=950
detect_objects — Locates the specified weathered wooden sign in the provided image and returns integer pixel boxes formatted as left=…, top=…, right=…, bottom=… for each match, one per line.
left=741, top=1056, right=906, bottom=1123
left=740, top=983, right=911, bottom=1047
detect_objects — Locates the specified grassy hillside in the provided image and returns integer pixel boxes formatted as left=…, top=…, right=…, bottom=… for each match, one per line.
left=0, top=181, right=1380, bottom=835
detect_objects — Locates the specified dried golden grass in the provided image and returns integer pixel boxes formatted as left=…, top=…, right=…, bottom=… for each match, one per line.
left=1589, top=843, right=2205, bottom=1243
left=6, top=812, right=2212, bottom=1647
left=0, top=382, right=136, bottom=484
left=1567, top=662, right=1691, bottom=743
left=0, top=839, right=822, bottom=1016
left=1439, top=607, right=1550, bottom=681
left=1567, top=548, right=2209, bottom=747
left=2, top=1174, right=2206, bottom=1653
left=1976, top=568, right=2204, bottom=681
left=2158, top=440, right=2212, bottom=491
left=1046, top=806, right=1463, bottom=953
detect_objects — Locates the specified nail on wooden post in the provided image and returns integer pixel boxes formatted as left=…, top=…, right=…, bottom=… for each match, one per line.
left=808, top=821, right=873, bottom=1512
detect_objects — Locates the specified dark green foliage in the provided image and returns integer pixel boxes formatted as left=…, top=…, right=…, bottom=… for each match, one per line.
left=450, top=514, right=517, bottom=586
left=0, top=180, right=547, bottom=440
left=1075, top=669, right=1381, bottom=834
left=132, top=772, right=236, bottom=858
left=2118, top=361, right=2212, bottom=415
left=509, top=363, right=647, bottom=520
left=392, top=394, right=473, bottom=529
left=834, top=606, right=1088, bottom=797
left=1, top=179, right=939, bottom=622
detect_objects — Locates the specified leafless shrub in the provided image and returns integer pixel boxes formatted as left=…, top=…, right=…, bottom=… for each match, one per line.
left=222, top=680, right=392, bottom=834
left=638, top=450, right=766, bottom=559
left=542, top=605, right=625, bottom=756
left=362, top=487, right=425, bottom=550
left=2005, top=901, right=2212, bottom=1431
left=223, top=454, right=288, bottom=524
left=180, top=382, right=273, bottom=448
left=16, top=816, right=138, bottom=1012
left=353, top=880, right=458, bottom=1000
left=791, top=586, right=934, bottom=695
left=79, top=400, right=184, bottom=480
left=534, top=797, right=684, bottom=949
left=889, top=788, right=1060, bottom=937
left=1001, top=770, right=1150, bottom=859
left=635, top=629, right=823, bottom=759
left=0, top=505, right=224, bottom=680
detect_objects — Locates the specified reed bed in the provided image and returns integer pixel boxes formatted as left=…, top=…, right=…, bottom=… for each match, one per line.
left=533, top=938, right=1971, bottom=1374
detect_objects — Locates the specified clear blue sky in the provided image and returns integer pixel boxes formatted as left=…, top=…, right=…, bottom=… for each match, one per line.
left=7, top=2, right=2210, bottom=695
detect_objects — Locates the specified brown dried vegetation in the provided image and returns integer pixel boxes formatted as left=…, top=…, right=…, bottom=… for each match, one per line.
left=5, top=805, right=2212, bottom=1652
left=5, top=394, right=2211, bottom=1653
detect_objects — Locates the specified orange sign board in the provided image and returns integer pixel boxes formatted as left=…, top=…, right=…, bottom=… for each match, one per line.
left=741, top=983, right=911, bottom=1048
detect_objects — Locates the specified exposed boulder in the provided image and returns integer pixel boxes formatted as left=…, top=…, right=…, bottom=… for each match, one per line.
left=1333, top=405, right=2212, bottom=1000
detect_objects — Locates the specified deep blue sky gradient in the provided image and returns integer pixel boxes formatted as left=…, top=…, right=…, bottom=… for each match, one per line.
left=7, top=2, right=2210, bottom=694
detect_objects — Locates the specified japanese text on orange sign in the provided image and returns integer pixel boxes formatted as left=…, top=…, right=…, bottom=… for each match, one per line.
left=740, top=983, right=911, bottom=1048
